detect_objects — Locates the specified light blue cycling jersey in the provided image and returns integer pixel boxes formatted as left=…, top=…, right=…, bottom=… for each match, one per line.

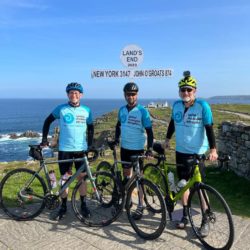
left=118, top=104, right=152, bottom=150
left=172, top=99, right=213, bottom=154
left=52, top=103, right=93, bottom=151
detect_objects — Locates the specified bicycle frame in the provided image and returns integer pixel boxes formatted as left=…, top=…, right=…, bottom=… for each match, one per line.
left=125, top=156, right=145, bottom=190
left=170, top=164, right=202, bottom=202
left=108, top=145, right=144, bottom=192
left=26, top=154, right=100, bottom=201
left=148, top=154, right=203, bottom=202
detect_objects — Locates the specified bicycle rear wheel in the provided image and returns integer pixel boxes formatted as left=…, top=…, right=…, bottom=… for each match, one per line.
left=188, top=183, right=234, bottom=250
left=0, top=168, right=47, bottom=220
left=143, top=163, right=167, bottom=213
left=126, top=178, right=166, bottom=240
left=71, top=171, right=124, bottom=227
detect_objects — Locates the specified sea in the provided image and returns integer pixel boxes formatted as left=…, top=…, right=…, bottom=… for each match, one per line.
left=0, top=97, right=250, bottom=162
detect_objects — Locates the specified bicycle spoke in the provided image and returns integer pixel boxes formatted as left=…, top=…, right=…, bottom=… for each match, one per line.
left=188, top=184, right=234, bottom=250
left=71, top=171, right=124, bottom=227
left=0, top=168, right=46, bottom=220
left=127, top=178, right=166, bottom=240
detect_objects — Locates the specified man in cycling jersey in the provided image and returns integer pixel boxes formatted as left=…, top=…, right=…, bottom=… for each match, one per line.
left=41, top=82, right=94, bottom=220
left=165, top=71, right=218, bottom=237
left=114, top=82, right=154, bottom=220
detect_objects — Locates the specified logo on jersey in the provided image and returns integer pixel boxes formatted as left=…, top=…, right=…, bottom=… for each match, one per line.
left=63, top=113, right=74, bottom=124
left=174, top=111, right=183, bottom=123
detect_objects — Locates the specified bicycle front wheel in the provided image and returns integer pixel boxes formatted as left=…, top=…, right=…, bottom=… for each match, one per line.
left=71, top=170, right=124, bottom=227
left=188, top=183, right=234, bottom=250
left=0, top=168, right=47, bottom=220
left=126, top=178, right=166, bottom=240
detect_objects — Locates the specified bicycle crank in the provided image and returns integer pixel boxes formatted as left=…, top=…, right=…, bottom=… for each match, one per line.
left=44, top=194, right=60, bottom=210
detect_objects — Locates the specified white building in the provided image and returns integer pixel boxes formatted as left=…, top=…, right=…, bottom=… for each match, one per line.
left=147, top=101, right=168, bottom=108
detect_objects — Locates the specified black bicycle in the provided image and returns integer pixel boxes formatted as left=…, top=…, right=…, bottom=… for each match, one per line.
left=96, top=140, right=167, bottom=240
left=0, top=145, right=123, bottom=227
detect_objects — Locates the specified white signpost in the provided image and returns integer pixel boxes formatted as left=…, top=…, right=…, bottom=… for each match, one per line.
left=120, top=44, right=144, bottom=68
left=91, top=69, right=172, bottom=79
left=91, top=44, right=173, bottom=79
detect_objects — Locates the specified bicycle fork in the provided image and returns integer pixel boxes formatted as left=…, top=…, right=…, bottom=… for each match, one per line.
left=197, top=186, right=215, bottom=223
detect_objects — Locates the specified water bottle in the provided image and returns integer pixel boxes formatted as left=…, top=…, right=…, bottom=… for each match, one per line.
left=176, top=179, right=187, bottom=192
left=60, top=171, right=72, bottom=186
left=49, top=170, right=57, bottom=189
left=167, top=171, right=176, bottom=192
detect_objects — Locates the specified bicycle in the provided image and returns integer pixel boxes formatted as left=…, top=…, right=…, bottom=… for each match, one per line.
left=0, top=145, right=123, bottom=227
left=143, top=143, right=234, bottom=250
left=96, top=140, right=167, bottom=240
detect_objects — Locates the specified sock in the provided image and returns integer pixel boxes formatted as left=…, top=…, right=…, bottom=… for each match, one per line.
left=183, top=205, right=188, bottom=218
left=80, top=195, right=86, bottom=205
left=61, top=197, right=67, bottom=208
left=137, top=204, right=143, bottom=210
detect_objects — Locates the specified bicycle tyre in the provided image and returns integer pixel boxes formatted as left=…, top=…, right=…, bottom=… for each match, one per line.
left=188, top=183, right=234, bottom=250
left=126, top=178, right=166, bottom=240
left=96, top=161, right=112, bottom=172
left=71, top=170, right=124, bottom=227
left=143, top=163, right=167, bottom=213
left=0, top=168, right=47, bottom=220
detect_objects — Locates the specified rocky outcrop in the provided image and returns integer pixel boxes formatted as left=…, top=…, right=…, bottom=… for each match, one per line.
left=9, top=131, right=40, bottom=139
left=21, top=131, right=40, bottom=137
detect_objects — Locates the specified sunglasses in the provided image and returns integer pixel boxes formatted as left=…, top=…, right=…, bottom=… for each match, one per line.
left=126, top=92, right=137, bottom=96
left=180, top=88, right=193, bottom=93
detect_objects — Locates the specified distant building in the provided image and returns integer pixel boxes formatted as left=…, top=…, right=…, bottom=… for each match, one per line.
left=162, top=101, right=168, bottom=107
left=147, top=102, right=157, bottom=108
left=147, top=101, right=168, bottom=108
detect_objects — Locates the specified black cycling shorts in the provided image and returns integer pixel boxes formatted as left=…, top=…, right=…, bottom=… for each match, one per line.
left=176, top=151, right=206, bottom=181
left=58, top=151, right=86, bottom=176
left=120, top=147, right=144, bottom=170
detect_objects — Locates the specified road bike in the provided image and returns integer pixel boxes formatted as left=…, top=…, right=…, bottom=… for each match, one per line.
left=142, top=142, right=234, bottom=250
left=0, top=145, right=123, bottom=227
left=96, top=140, right=167, bottom=240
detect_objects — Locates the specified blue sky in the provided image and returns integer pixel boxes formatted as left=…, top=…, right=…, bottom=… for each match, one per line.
left=0, top=0, right=249, bottom=99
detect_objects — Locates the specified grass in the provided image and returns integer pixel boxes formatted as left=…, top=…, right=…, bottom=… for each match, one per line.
left=205, top=165, right=250, bottom=218
left=148, top=107, right=172, bottom=122
left=212, top=104, right=250, bottom=115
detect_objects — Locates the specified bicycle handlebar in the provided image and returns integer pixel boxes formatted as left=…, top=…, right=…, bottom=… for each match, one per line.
left=28, top=144, right=99, bottom=162
left=180, top=154, right=231, bottom=163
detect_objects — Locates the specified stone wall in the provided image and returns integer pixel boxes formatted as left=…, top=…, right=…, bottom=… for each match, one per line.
left=218, top=121, right=250, bottom=180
